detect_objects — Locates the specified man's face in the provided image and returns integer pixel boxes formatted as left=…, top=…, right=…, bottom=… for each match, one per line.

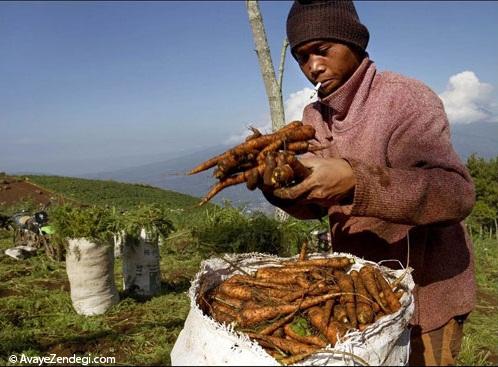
left=293, top=40, right=363, bottom=98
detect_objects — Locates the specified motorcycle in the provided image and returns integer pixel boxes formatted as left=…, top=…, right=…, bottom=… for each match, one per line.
left=10, top=210, right=62, bottom=261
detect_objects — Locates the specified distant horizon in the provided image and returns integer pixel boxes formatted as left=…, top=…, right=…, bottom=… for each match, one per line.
left=5, top=120, right=498, bottom=180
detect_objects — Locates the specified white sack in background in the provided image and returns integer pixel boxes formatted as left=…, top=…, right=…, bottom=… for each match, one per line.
left=171, top=252, right=415, bottom=366
left=122, top=228, right=161, bottom=297
left=66, top=238, right=119, bottom=316
left=113, top=231, right=125, bottom=259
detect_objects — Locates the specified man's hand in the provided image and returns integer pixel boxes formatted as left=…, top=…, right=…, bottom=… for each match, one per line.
left=273, top=157, right=356, bottom=207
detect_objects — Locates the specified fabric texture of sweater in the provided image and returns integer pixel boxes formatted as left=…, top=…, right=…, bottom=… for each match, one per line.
left=298, top=57, right=476, bottom=333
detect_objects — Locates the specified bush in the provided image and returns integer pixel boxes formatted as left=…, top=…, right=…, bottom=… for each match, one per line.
left=49, top=204, right=120, bottom=244
left=191, top=205, right=319, bottom=256
left=119, top=204, right=175, bottom=245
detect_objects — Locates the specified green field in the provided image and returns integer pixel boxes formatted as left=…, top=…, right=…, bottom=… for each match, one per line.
left=0, top=175, right=496, bottom=365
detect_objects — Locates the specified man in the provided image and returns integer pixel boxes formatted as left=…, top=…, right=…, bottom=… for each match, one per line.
left=262, top=1, right=476, bottom=365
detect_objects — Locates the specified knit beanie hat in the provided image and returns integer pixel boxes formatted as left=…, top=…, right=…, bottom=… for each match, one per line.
left=286, top=0, right=369, bottom=52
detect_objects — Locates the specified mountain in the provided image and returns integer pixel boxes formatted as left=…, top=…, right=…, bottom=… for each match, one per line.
left=450, top=122, right=498, bottom=160
left=86, top=144, right=274, bottom=213
left=85, top=121, right=498, bottom=211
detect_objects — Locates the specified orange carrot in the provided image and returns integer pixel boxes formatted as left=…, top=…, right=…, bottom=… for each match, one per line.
left=374, top=268, right=401, bottom=313
left=308, top=307, right=347, bottom=346
left=283, top=323, right=327, bottom=347
left=359, top=266, right=389, bottom=313
left=245, top=126, right=262, bottom=141
left=350, top=270, right=374, bottom=324
left=247, top=333, right=317, bottom=355
left=237, top=293, right=339, bottom=327
left=333, top=304, right=349, bottom=324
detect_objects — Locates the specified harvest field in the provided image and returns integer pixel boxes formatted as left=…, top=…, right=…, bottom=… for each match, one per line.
left=0, top=174, right=496, bottom=365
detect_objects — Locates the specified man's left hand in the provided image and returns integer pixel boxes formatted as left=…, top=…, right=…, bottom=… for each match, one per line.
left=273, top=157, right=356, bottom=206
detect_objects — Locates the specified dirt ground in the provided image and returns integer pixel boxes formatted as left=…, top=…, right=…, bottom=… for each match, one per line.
left=0, top=175, right=55, bottom=207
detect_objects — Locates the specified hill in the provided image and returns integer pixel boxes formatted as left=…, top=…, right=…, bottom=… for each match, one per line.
left=0, top=174, right=56, bottom=208
left=451, top=122, right=498, bottom=160
left=87, top=145, right=273, bottom=213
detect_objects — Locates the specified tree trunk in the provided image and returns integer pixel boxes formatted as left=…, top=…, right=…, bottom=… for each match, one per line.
left=246, top=0, right=290, bottom=222
left=246, top=0, right=286, bottom=131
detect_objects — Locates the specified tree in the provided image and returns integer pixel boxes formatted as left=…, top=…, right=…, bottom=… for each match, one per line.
left=245, top=0, right=290, bottom=221
left=245, top=0, right=289, bottom=131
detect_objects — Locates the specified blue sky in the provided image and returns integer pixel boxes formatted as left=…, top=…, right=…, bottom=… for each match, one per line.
left=1, top=1, right=497, bottom=175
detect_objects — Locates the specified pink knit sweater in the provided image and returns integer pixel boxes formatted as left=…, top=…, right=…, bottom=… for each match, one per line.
left=300, top=57, right=476, bottom=332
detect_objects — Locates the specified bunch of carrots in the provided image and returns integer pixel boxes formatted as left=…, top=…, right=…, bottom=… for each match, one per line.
left=198, top=247, right=404, bottom=365
left=188, top=121, right=324, bottom=206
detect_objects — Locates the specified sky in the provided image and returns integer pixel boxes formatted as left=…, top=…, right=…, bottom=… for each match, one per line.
left=1, top=1, right=497, bottom=175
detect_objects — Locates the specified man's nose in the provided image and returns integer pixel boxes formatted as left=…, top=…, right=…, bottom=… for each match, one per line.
left=309, top=56, right=325, bottom=80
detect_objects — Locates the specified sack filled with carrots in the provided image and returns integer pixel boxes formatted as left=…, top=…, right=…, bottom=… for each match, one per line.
left=171, top=249, right=415, bottom=366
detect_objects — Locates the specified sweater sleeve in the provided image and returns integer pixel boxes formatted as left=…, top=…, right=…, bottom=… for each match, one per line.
left=348, top=84, right=475, bottom=225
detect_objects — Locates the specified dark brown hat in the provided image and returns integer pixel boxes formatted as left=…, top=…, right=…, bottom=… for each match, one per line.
left=286, top=0, right=369, bottom=52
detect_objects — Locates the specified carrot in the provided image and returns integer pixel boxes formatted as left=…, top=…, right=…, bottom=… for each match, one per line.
left=211, top=301, right=239, bottom=324
left=188, top=151, right=227, bottom=175
left=299, top=241, right=308, bottom=261
left=272, top=327, right=285, bottom=338
left=277, top=120, right=304, bottom=132
left=247, top=333, right=317, bottom=355
left=229, top=274, right=298, bottom=291
left=245, top=167, right=260, bottom=190
left=277, top=351, right=317, bottom=366
left=308, top=307, right=346, bottom=346
left=263, top=152, right=278, bottom=186
left=257, top=138, right=284, bottom=164
left=286, top=141, right=329, bottom=154
left=199, top=165, right=263, bottom=205
left=254, top=270, right=310, bottom=289
left=359, top=266, right=389, bottom=313
left=333, top=304, right=349, bottom=324
left=271, top=164, right=294, bottom=187
left=283, top=323, right=327, bottom=347
left=212, top=295, right=244, bottom=310
left=188, top=121, right=313, bottom=179
left=322, top=299, right=334, bottom=329
left=350, top=270, right=374, bottom=324
left=229, top=124, right=315, bottom=157
left=307, top=283, right=339, bottom=298
left=358, top=323, right=372, bottom=332
left=237, top=292, right=339, bottom=327
left=245, top=126, right=262, bottom=141
left=374, top=268, right=401, bottom=313
left=259, top=311, right=299, bottom=336
left=218, top=282, right=253, bottom=300
left=288, top=156, right=312, bottom=180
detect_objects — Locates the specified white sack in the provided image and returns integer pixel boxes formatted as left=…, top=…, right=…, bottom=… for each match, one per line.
left=113, top=231, right=125, bottom=258
left=171, top=252, right=415, bottom=366
left=122, top=228, right=161, bottom=297
left=66, top=238, right=119, bottom=316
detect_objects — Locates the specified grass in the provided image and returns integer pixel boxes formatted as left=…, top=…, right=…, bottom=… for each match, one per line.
left=0, top=230, right=192, bottom=366
left=456, top=236, right=498, bottom=366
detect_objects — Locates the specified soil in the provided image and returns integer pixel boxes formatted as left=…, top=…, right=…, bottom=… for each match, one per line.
left=0, top=175, right=55, bottom=207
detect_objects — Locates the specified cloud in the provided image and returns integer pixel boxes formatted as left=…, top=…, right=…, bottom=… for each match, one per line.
left=439, top=71, right=497, bottom=124
left=284, top=87, right=318, bottom=122
left=225, top=87, right=318, bottom=145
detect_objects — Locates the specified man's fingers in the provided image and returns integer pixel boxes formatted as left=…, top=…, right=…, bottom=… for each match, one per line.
left=273, top=181, right=309, bottom=200
left=296, top=156, right=315, bottom=168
